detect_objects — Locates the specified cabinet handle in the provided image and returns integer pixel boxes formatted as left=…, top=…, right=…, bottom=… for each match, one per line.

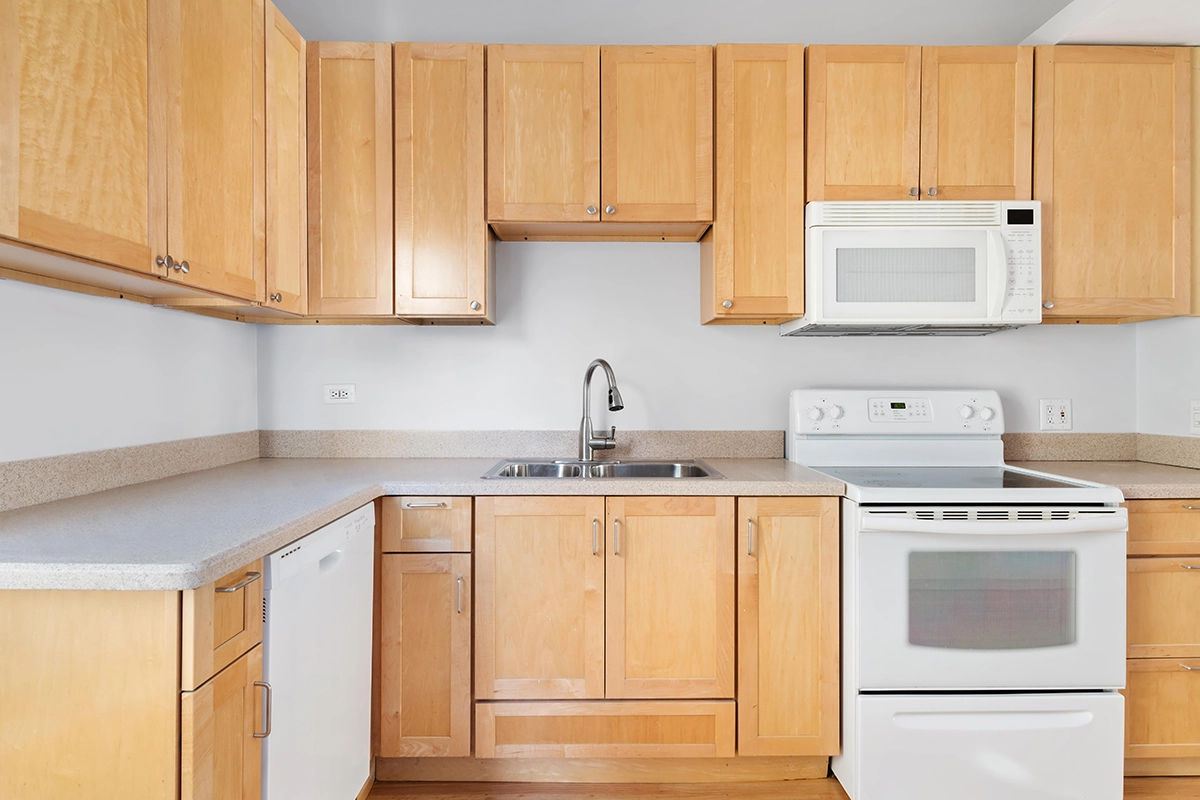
left=747, top=518, right=755, bottom=556
left=722, top=300, right=733, bottom=309
left=586, top=205, right=597, bottom=215
left=909, top=187, right=919, bottom=196
left=592, top=518, right=599, bottom=555
left=156, top=254, right=175, bottom=270
left=470, top=301, right=481, bottom=311
left=404, top=502, right=447, bottom=509
left=1183, top=505, right=1200, bottom=510
left=1043, top=301, right=1054, bottom=310
left=1181, top=564, right=1200, bottom=570
left=613, top=518, right=621, bottom=556
left=215, top=571, right=261, bottom=593
left=456, top=575, right=464, bottom=614
left=1182, top=664, right=1200, bottom=671
left=253, top=681, right=272, bottom=738
left=927, top=187, right=938, bottom=196
left=270, top=293, right=282, bottom=302
left=177, top=260, right=189, bottom=274
left=605, top=205, right=616, bottom=215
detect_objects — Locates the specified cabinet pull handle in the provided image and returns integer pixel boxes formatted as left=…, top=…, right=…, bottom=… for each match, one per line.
left=404, top=502, right=447, bottom=509
left=1181, top=564, right=1200, bottom=570
left=156, top=254, right=175, bottom=270
left=592, top=518, right=599, bottom=555
left=177, top=260, right=189, bottom=274
left=747, top=518, right=755, bottom=556
left=215, top=571, right=261, bottom=593
left=927, top=187, right=938, bottom=196
left=456, top=575, right=464, bottom=614
left=469, top=300, right=481, bottom=311
left=269, top=293, right=282, bottom=302
left=909, top=187, right=919, bottom=196
left=605, top=205, right=616, bottom=215
left=613, top=518, right=621, bottom=556
left=1182, top=664, right=1200, bottom=671
left=586, top=205, right=597, bottom=215
left=253, top=681, right=272, bottom=738
left=1183, top=505, right=1200, bottom=510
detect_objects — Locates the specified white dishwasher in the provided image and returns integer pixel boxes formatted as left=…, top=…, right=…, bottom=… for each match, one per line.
left=263, top=502, right=374, bottom=800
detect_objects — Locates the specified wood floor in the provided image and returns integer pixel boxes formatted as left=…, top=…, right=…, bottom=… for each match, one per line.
left=369, top=776, right=1200, bottom=799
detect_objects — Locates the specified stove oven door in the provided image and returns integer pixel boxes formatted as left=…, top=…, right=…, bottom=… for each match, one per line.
left=852, top=507, right=1128, bottom=690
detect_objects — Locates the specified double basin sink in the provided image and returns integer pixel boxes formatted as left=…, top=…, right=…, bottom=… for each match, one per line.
left=483, top=459, right=723, bottom=480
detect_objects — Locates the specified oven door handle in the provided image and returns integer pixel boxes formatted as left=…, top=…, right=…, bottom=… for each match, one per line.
left=860, top=515, right=1127, bottom=536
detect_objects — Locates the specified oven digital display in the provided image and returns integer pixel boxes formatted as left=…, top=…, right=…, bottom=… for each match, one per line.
left=891, top=402, right=906, bottom=409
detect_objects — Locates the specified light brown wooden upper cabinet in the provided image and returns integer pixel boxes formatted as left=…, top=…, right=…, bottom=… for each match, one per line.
left=1036, top=46, right=1192, bottom=320
left=702, top=44, right=805, bottom=325
left=264, top=2, right=307, bottom=315
left=307, top=41, right=394, bottom=316
left=807, top=45, right=1032, bottom=202
left=0, top=0, right=166, bottom=277
left=395, top=43, right=493, bottom=322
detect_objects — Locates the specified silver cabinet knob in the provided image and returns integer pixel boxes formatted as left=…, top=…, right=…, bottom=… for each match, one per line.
left=1043, top=301, right=1054, bottom=310
left=909, top=187, right=919, bottom=196
left=156, top=254, right=175, bottom=270
left=605, top=205, right=616, bottom=214
left=586, top=206, right=597, bottom=215
left=927, top=187, right=938, bottom=196
left=469, top=300, right=481, bottom=310
left=270, top=293, right=282, bottom=302
left=177, top=260, right=189, bottom=274
left=722, top=299, right=733, bottom=309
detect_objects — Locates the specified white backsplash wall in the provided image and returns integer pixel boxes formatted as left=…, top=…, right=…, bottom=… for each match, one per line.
left=1137, top=316, right=1200, bottom=436
left=258, top=242, right=1137, bottom=435
left=0, top=279, right=258, bottom=462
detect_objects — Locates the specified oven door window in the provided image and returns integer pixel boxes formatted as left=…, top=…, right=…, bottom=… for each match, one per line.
left=908, top=551, right=1076, bottom=650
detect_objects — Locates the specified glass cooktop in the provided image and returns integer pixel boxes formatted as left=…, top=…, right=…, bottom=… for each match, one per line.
left=812, top=467, right=1088, bottom=491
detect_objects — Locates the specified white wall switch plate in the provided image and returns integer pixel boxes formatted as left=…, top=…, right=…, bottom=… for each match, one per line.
left=1040, top=398, right=1073, bottom=431
left=1191, top=400, right=1200, bottom=436
left=324, top=384, right=355, bottom=404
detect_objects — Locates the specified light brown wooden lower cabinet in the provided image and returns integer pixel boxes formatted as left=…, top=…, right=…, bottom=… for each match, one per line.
left=1127, top=500, right=1200, bottom=556
left=183, top=558, right=265, bottom=691
left=1128, top=556, right=1200, bottom=659
left=1125, top=658, right=1200, bottom=760
left=181, top=644, right=265, bottom=800
left=475, top=701, right=736, bottom=759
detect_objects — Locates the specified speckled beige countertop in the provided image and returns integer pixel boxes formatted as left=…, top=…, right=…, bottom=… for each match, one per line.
left=0, top=457, right=841, bottom=591
left=1011, top=461, right=1200, bottom=500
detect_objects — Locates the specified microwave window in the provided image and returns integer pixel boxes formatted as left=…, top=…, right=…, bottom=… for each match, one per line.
left=908, top=551, right=1077, bottom=650
left=836, top=247, right=976, bottom=303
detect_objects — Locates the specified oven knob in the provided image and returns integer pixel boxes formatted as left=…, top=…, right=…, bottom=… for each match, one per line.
left=959, top=405, right=975, bottom=420
left=808, top=406, right=824, bottom=421
left=980, top=407, right=996, bottom=421
left=828, top=405, right=844, bottom=420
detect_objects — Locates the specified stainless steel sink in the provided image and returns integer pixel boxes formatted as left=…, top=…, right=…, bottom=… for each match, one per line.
left=482, top=459, right=723, bottom=480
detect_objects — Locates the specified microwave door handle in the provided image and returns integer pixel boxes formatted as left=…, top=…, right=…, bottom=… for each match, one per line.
left=986, top=229, right=1007, bottom=318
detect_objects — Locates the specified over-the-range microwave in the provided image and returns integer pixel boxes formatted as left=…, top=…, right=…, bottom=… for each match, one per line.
left=781, top=200, right=1041, bottom=336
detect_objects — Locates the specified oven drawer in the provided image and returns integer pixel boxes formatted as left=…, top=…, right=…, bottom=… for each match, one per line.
left=853, top=692, right=1125, bottom=800
left=1128, top=557, right=1200, bottom=659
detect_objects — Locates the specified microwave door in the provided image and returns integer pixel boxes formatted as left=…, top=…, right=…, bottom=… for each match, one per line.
left=818, top=228, right=993, bottom=322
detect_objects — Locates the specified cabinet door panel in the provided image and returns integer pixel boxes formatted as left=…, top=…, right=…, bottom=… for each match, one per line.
left=1125, top=659, right=1200, bottom=759
left=1128, top=557, right=1200, bottom=658
left=381, top=496, right=473, bottom=553
left=166, top=0, right=265, bottom=301
left=1128, top=500, right=1200, bottom=556
left=475, top=496, right=606, bottom=700
left=921, top=46, right=1032, bottom=201
left=265, top=2, right=306, bottom=314
left=600, top=46, right=712, bottom=223
left=738, top=497, right=839, bottom=756
left=1036, top=46, right=1191, bottom=318
left=606, top=496, right=735, bottom=699
left=380, top=553, right=471, bottom=757
left=487, top=45, right=600, bottom=223
left=395, top=42, right=491, bottom=320
left=807, top=45, right=921, bottom=201
left=0, top=0, right=165, bottom=275
left=181, top=645, right=263, bottom=800
left=704, top=44, right=804, bottom=324
left=307, top=41, right=394, bottom=316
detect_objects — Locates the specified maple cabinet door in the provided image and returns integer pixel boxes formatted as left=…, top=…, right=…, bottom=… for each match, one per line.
left=920, top=46, right=1033, bottom=201
left=181, top=645, right=263, bottom=800
left=600, top=46, right=713, bottom=223
left=1125, top=658, right=1200, bottom=759
left=605, top=496, right=735, bottom=699
left=806, top=45, right=922, bottom=201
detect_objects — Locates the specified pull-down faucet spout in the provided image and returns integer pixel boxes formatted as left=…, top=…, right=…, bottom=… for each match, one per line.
left=579, top=359, right=624, bottom=462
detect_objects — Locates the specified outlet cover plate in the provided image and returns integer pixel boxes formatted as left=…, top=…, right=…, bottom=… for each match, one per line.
left=1191, top=400, right=1200, bottom=436
left=1040, top=398, right=1073, bottom=431
left=324, top=384, right=356, bottom=404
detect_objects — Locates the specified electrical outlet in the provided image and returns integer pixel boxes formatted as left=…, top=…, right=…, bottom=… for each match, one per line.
left=323, top=384, right=355, bottom=404
left=1039, top=398, right=1072, bottom=431
left=1191, top=400, right=1200, bottom=436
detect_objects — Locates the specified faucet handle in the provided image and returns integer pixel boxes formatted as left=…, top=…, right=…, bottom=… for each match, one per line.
left=609, top=426, right=616, bottom=441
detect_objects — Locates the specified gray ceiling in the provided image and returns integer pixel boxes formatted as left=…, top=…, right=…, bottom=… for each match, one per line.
left=273, top=0, right=1076, bottom=46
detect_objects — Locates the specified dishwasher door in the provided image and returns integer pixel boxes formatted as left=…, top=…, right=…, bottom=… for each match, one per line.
left=263, top=502, right=375, bottom=800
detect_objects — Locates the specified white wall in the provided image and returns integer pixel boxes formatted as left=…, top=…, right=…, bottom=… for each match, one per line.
left=0, top=279, right=258, bottom=462
left=1136, top=316, right=1200, bottom=436
left=258, top=242, right=1137, bottom=434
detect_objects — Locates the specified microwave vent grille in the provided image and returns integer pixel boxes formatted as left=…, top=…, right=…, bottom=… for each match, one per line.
left=811, top=201, right=1003, bottom=227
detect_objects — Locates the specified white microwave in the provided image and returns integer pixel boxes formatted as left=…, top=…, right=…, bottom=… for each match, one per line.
left=781, top=201, right=1041, bottom=336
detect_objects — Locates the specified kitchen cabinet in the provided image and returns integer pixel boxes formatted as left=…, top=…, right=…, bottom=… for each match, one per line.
left=382, top=496, right=474, bottom=552
left=394, top=42, right=494, bottom=322
left=265, top=1, right=307, bottom=315
left=1128, top=557, right=1200, bottom=658
left=182, top=559, right=265, bottom=691
left=307, top=41, right=394, bottom=316
left=1036, top=46, right=1192, bottom=320
left=1126, top=659, right=1200, bottom=759
left=807, top=45, right=1032, bottom=202
left=737, top=497, right=839, bottom=756
left=1127, top=500, right=1200, bottom=556
left=702, top=44, right=805, bottom=325
left=605, top=496, right=735, bottom=699
left=181, top=645, right=265, bottom=800
left=475, top=496, right=607, bottom=700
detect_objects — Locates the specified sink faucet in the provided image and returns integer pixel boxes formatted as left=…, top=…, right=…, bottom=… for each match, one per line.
left=579, top=358, right=624, bottom=462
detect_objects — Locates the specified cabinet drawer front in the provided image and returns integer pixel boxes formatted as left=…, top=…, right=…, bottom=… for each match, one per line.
left=1128, top=500, right=1200, bottom=556
left=1129, top=557, right=1200, bottom=658
left=476, top=700, right=735, bottom=759
left=183, top=559, right=264, bottom=692
left=1125, top=658, right=1200, bottom=758
left=382, top=496, right=473, bottom=552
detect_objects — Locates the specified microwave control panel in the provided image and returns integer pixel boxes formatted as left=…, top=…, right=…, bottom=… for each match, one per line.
left=1000, top=202, right=1042, bottom=322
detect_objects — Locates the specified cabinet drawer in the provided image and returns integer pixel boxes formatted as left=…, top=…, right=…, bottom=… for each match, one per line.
left=382, top=497, right=472, bottom=552
left=1125, top=658, right=1200, bottom=759
left=475, top=700, right=735, bottom=759
left=1129, top=557, right=1200, bottom=658
left=183, top=559, right=264, bottom=692
left=1127, top=500, right=1200, bottom=556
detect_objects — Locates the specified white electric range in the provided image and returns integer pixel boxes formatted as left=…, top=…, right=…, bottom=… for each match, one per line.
left=788, top=389, right=1128, bottom=800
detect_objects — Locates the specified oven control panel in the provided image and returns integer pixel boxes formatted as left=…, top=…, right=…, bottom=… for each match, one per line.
left=790, top=389, right=1005, bottom=438
left=868, top=398, right=931, bottom=422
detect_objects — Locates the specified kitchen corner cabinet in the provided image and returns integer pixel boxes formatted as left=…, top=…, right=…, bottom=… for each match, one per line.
left=394, top=42, right=494, bottom=323
left=1036, top=46, right=1192, bottom=321
left=307, top=41, right=394, bottom=316
left=181, top=645, right=264, bottom=800
left=806, top=45, right=1032, bottom=202
left=737, top=497, right=840, bottom=756
left=702, top=44, right=805, bottom=325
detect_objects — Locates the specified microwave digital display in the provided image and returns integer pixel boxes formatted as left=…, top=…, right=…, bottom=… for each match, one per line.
left=1007, top=208, right=1035, bottom=225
